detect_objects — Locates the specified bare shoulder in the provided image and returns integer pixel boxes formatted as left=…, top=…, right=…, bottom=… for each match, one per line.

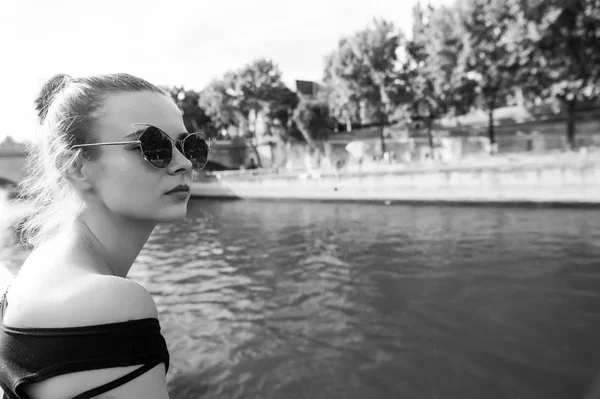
left=74, top=275, right=159, bottom=323
left=5, top=275, right=169, bottom=399
left=5, top=275, right=158, bottom=328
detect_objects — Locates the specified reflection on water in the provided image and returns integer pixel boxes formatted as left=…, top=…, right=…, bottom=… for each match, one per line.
left=2, top=193, right=600, bottom=399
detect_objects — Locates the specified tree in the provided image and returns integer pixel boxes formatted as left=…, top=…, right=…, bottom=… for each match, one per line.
left=199, top=72, right=247, bottom=134
left=457, top=0, right=532, bottom=149
left=406, top=2, right=478, bottom=154
left=324, top=19, right=409, bottom=155
left=199, top=71, right=263, bottom=164
left=267, top=85, right=299, bottom=143
left=525, top=0, right=600, bottom=148
left=165, top=87, right=216, bottom=138
left=236, top=59, right=298, bottom=140
left=323, top=52, right=361, bottom=132
left=199, top=59, right=299, bottom=167
left=291, top=99, right=333, bottom=147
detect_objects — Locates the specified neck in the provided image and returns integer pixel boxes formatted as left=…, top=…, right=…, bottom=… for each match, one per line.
left=69, top=205, right=156, bottom=278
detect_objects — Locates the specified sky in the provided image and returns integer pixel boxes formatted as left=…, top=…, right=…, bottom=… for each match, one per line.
left=0, top=0, right=452, bottom=143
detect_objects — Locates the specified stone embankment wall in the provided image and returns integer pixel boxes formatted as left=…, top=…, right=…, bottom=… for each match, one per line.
left=191, top=154, right=600, bottom=205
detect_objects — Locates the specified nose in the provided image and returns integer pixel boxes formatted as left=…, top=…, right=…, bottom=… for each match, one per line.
left=167, top=141, right=192, bottom=175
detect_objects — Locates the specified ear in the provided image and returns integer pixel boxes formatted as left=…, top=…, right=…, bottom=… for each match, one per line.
left=61, top=153, right=94, bottom=192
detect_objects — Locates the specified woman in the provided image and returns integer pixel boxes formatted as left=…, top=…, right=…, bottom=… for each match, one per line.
left=0, top=73, right=211, bottom=399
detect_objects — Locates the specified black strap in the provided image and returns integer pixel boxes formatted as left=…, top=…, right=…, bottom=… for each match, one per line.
left=71, top=363, right=157, bottom=399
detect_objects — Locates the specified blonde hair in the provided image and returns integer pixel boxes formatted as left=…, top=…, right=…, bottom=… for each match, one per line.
left=16, top=73, right=168, bottom=247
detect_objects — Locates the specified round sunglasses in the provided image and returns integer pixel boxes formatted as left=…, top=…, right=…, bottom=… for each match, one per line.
left=71, top=124, right=212, bottom=170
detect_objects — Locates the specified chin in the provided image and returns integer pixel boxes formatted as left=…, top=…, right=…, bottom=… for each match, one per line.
left=156, top=206, right=188, bottom=222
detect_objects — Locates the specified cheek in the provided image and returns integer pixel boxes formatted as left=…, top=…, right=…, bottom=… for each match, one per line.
left=93, top=151, right=163, bottom=214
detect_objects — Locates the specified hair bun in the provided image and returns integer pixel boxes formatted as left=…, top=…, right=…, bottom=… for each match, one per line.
left=34, top=74, right=72, bottom=124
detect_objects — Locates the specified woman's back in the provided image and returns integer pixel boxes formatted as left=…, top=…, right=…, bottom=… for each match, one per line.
left=0, top=242, right=170, bottom=399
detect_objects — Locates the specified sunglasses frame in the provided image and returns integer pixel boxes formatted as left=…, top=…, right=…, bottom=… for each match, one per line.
left=70, top=123, right=212, bottom=170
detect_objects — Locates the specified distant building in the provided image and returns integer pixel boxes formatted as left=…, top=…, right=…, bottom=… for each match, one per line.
left=0, top=136, right=27, bottom=156
left=295, top=80, right=322, bottom=99
left=0, top=136, right=15, bottom=147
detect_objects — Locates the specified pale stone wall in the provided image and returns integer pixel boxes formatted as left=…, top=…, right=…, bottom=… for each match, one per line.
left=191, top=155, right=600, bottom=205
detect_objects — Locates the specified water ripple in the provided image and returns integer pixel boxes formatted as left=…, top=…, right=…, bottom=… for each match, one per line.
left=3, top=196, right=600, bottom=398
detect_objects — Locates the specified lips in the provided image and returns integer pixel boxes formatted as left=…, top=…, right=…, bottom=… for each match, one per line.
left=165, top=184, right=190, bottom=194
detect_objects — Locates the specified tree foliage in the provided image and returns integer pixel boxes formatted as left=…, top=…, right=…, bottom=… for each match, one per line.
left=323, top=53, right=361, bottom=130
left=238, top=59, right=292, bottom=115
left=291, top=99, right=334, bottom=147
left=524, top=0, right=600, bottom=147
left=457, top=0, right=533, bottom=145
left=267, top=85, right=300, bottom=143
left=164, top=0, right=600, bottom=165
left=324, top=19, right=408, bottom=127
left=165, top=86, right=216, bottom=137
left=199, top=59, right=299, bottom=142
left=199, top=72, right=247, bottom=133
left=405, top=3, right=478, bottom=149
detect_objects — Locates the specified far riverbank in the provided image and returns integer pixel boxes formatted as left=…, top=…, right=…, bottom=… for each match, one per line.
left=191, top=150, right=600, bottom=206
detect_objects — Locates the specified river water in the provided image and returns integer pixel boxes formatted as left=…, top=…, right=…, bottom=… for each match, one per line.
left=1, top=195, right=600, bottom=399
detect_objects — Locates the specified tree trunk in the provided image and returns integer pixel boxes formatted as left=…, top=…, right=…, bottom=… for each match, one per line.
left=253, top=110, right=268, bottom=167
left=269, top=143, right=275, bottom=168
left=249, top=144, right=262, bottom=168
left=378, top=109, right=388, bottom=158
left=239, top=113, right=262, bottom=168
left=292, top=113, right=317, bottom=150
left=566, top=100, right=577, bottom=150
left=254, top=115, right=259, bottom=142
left=379, top=126, right=386, bottom=158
left=427, top=118, right=434, bottom=156
left=487, top=107, right=495, bottom=151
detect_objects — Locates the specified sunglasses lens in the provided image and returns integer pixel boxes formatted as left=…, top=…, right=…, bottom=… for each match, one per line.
left=139, top=126, right=172, bottom=168
left=182, top=134, right=210, bottom=170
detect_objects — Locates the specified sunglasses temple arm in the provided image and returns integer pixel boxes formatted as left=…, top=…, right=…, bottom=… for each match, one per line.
left=71, top=140, right=141, bottom=149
